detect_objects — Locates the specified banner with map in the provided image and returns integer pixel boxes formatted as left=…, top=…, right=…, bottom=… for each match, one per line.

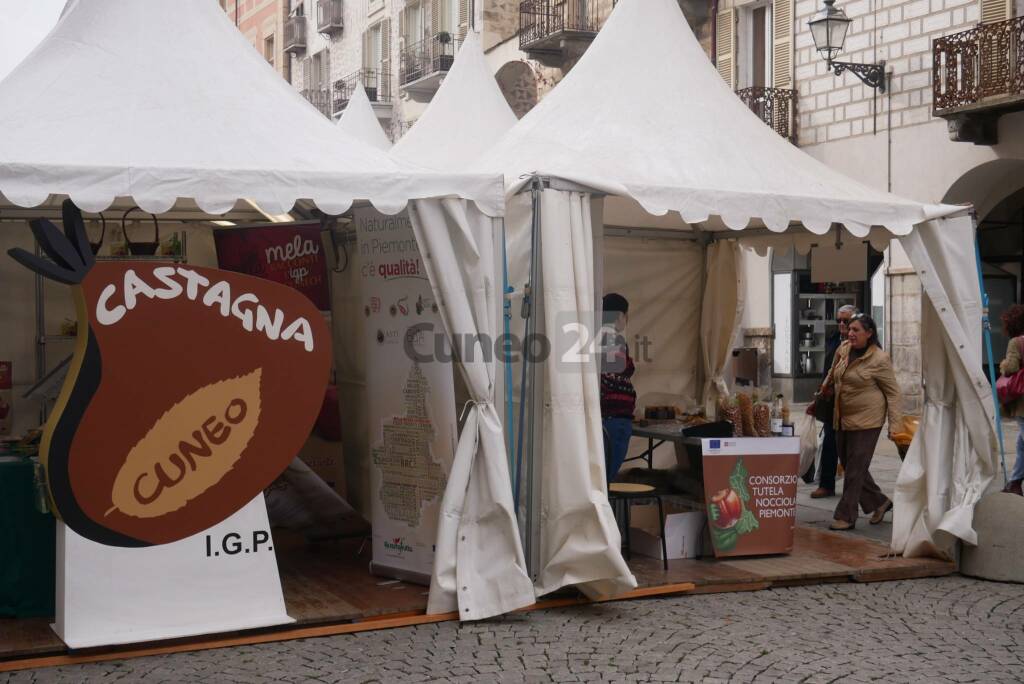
left=353, top=207, right=457, bottom=584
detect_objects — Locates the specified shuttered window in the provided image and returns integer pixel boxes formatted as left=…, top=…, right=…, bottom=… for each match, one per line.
left=459, top=0, right=472, bottom=37
left=772, top=0, right=793, bottom=88
left=979, top=0, right=1010, bottom=23
left=716, top=8, right=737, bottom=88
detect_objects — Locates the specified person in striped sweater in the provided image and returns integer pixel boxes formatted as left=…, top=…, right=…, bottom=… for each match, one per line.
left=601, top=293, right=637, bottom=484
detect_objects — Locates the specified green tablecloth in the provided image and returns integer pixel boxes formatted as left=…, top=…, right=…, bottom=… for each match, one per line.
left=0, top=457, right=55, bottom=618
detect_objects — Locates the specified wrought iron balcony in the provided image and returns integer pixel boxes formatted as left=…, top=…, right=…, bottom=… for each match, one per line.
left=519, top=0, right=616, bottom=56
left=302, top=88, right=332, bottom=118
left=399, top=33, right=462, bottom=96
left=933, top=16, right=1024, bottom=144
left=316, top=0, right=344, bottom=34
left=736, top=87, right=798, bottom=143
left=284, top=15, right=307, bottom=54
left=333, top=69, right=393, bottom=113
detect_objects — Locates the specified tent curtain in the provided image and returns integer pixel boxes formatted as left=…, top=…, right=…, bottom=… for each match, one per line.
left=329, top=242, right=371, bottom=520
left=701, top=241, right=744, bottom=414
left=893, top=216, right=999, bottom=558
left=535, top=188, right=637, bottom=599
left=407, top=198, right=535, bottom=621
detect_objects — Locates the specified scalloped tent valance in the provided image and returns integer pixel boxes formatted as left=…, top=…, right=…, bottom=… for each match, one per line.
left=473, top=0, right=960, bottom=235
left=0, top=0, right=503, bottom=218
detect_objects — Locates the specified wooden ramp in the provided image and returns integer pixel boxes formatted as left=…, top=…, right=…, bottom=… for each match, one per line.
left=0, top=526, right=953, bottom=672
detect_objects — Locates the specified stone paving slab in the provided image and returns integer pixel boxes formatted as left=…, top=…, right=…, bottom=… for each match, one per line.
left=4, top=576, right=1022, bottom=683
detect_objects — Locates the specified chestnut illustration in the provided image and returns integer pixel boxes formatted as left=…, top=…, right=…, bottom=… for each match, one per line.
left=711, top=488, right=743, bottom=529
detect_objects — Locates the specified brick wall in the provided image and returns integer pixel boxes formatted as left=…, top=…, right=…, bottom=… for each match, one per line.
left=794, top=0, right=980, bottom=146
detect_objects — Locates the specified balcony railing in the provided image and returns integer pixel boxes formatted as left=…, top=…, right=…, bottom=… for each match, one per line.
left=399, top=34, right=462, bottom=88
left=302, top=88, right=332, bottom=118
left=519, top=0, right=616, bottom=53
left=333, top=69, right=393, bottom=112
left=316, top=0, right=344, bottom=34
left=933, top=16, right=1024, bottom=114
left=737, top=87, right=798, bottom=143
left=284, top=15, right=307, bottom=53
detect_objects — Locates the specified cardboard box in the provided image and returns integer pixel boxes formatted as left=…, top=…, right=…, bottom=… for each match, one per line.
left=0, top=361, right=11, bottom=436
left=628, top=500, right=706, bottom=560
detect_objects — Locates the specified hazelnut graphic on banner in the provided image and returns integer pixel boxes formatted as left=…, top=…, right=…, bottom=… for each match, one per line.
left=8, top=201, right=331, bottom=547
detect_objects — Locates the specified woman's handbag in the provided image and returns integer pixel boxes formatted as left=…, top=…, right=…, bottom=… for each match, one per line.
left=811, top=392, right=835, bottom=425
left=997, top=370, right=1024, bottom=405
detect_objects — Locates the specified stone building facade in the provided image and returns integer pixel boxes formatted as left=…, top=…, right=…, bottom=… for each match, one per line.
left=220, top=0, right=291, bottom=82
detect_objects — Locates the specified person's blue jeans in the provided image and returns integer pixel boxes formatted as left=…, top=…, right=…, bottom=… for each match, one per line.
left=1013, top=418, right=1024, bottom=483
left=603, top=416, right=633, bottom=483
left=819, top=423, right=839, bottom=492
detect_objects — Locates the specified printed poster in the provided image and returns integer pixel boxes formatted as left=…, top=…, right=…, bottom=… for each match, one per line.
left=353, top=207, right=456, bottom=583
left=702, top=437, right=800, bottom=557
left=214, top=223, right=330, bottom=311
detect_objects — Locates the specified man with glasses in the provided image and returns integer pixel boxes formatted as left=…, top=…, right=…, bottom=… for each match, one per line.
left=809, top=304, right=859, bottom=498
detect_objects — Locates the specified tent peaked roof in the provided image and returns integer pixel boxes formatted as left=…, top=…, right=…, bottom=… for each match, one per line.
left=392, top=32, right=518, bottom=171
left=337, top=82, right=393, bottom=151
left=475, top=0, right=956, bottom=235
left=0, top=0, right=502, bottom=217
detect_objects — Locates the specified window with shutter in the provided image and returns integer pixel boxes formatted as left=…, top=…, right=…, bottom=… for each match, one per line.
left=458, top=0, right=471, bottom=37
left=979, top=0, right=1010, bottom=23
left=302, top=56, right=313, bottom=89
left=381, top=18, right=392, bottom=73
left=772, top=0, right=793, bottom=89
left=716, top=8, right=737, bottom=88
left=431, top=0, right=443, bottom=35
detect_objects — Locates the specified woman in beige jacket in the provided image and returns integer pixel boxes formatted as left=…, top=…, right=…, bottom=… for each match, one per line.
left=820, top=315, right=902, bottom=530
left=998, top=304, right=1024, bottom=496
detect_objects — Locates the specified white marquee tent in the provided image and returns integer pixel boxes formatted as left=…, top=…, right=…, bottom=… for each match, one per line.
left=473, top=0, right=1000, bottom=593
left=0, top=0, right=533, bottom=627
left=392, top=32, right=518, bottom=171
left=336, top=83, right=393, bottom=152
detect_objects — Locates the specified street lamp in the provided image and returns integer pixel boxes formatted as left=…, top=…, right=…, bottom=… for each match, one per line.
left=808, top=0, right=887, bottom=92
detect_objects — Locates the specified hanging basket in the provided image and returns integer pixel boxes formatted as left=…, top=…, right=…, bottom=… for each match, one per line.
left=88, top=213, right=106, bottom=255
left=122, top=208, right=160, bottom=256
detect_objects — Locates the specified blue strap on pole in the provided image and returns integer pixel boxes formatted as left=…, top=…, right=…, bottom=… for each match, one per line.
left=975, top=233, right=1009, bottom=482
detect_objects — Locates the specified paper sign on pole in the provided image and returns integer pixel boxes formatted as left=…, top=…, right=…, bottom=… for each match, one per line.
left=353, top=207, right=456, bottom=585
left=54, top=496, right=292, bottom=648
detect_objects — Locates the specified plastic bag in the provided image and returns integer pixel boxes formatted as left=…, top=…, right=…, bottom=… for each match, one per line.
left=799, top=414, right=818, bottom=476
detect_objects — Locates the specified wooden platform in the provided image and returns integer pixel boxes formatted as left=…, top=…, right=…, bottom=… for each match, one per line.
left=0, top=526, right=953, bottom=671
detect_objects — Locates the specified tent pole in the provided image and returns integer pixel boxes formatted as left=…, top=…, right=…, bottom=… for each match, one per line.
left=974, top=215, right=1009, bottom=482
left=502, top=223, right=515, bottom=475
left=517, top=176, right=545, bottom=580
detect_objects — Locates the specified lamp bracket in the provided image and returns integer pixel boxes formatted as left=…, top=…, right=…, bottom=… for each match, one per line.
left=829, top=60, right=887, bottom=92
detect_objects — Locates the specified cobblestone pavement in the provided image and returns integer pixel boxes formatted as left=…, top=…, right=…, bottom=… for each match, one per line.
left=5, top=576, right=1024, bottom=683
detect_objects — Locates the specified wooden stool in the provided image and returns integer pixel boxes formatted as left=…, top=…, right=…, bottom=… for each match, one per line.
left=607, top=483, right=668, bottom=570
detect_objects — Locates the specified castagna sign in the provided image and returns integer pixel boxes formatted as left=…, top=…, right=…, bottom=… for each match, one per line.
left=8, top=203, right=331, bottom=547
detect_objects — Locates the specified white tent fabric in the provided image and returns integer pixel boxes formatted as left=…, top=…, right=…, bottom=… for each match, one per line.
left=486, top=0, right=991, bottom=562
left=336, top=83, right=393, bottom=152
left=893, top=216, right=999, bottom=558
left=534, top=189, right=636, bottom=598
left=701, top=242, right=744, bottom=415
left=388, top=32, right=531, bottom=617
left=0, top=0, right=502, bottom=217
left=391, top=32, right=518, bottom=171
left=474, top=0, right=960, bottom=236
left=407, top=199, right=535, bottom=621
